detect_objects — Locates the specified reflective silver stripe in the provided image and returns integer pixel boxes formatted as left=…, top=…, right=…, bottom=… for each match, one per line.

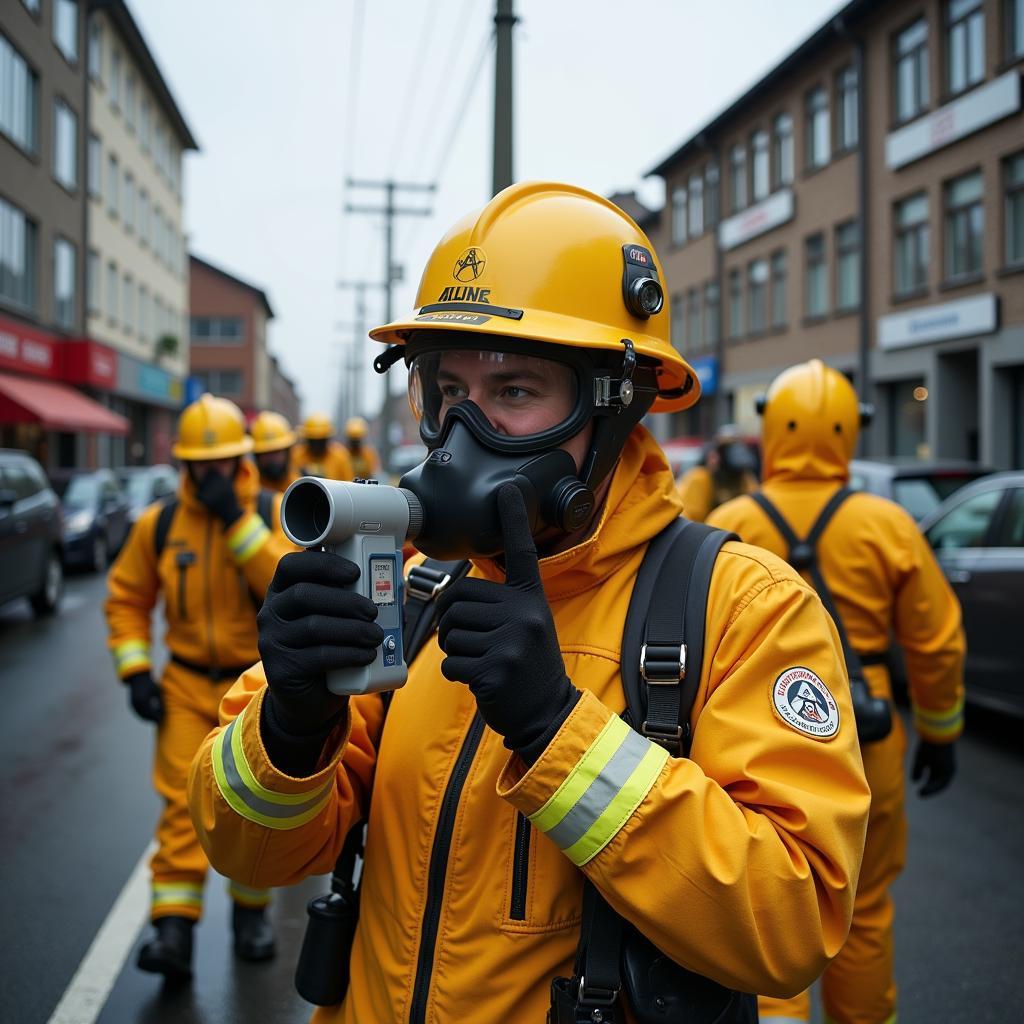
left=219, top=717, right=331, bottom=821
left=544, top=727, right=651, bottom=852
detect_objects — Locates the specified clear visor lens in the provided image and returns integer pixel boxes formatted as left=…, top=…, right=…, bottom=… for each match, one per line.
left=409, top=349, right=580, bottom=438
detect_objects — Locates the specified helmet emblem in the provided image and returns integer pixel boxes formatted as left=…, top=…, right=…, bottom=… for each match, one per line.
left=203, top=429, right=217, bottom=445
left=453, top=247, right=486, bottom=282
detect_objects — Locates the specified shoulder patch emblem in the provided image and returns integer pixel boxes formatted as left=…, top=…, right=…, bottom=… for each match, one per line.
left=771, top=666, right=840, bottom=740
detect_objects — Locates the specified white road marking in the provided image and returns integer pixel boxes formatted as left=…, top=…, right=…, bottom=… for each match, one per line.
left=46, top=842, right=155, bottom=1024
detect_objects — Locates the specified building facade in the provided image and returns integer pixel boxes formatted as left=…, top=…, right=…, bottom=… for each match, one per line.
left=85, top=0, right=196, bottom=465
left=647, top=0, right=1024, bottom=469
left=189, top=255, right=298, bottom=424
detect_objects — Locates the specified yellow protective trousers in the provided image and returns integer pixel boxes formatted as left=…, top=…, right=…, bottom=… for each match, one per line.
left=151, top=661, right=270, bottom=921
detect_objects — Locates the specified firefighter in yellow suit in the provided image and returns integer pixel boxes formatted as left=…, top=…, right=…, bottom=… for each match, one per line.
left=105, top=394, right=294, bottom=982
left=251, top=410, right=299, bottom=493
left=677, top=423, right=759, bottom=522
left=188, top=184, right=871, bottom=1022
left=291, top=412, right=354, bottom=481
left=708, top=360, right=965, bottom=1024
left=344, top=416, right=380, bottom=478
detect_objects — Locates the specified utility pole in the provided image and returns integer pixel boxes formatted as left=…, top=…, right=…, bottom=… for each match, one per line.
left=336, top=279, right=383, bottom=427
left=346, top=179, right=434, bottom=468
left=492, top=0, right=517, bottom=196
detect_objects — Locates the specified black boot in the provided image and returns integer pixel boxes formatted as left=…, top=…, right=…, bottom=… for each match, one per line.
left=232, top=903, right=276, bottom=962
left=137, top=915, right=194, bottom=982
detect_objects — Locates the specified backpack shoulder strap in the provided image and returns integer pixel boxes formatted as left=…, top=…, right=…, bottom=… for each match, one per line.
left=154, top=499, right=178, bottom=559
left=403, top=558, right=471, bottom=666
left=257, top=489, right=275, bottom=529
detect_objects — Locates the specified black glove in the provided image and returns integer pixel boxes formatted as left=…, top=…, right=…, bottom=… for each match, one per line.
left=437, top=485, right=579, bottom=759
left=257, top=551, right=384, bottom=739
left=911, top=739, right=956, bottom=797
left=126, top=670, right=163, bottom=724
left=196, top=470, right=243, bottom=527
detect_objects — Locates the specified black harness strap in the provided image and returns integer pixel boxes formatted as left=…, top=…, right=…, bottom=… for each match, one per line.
left=154, top=491, right=276, bottom=560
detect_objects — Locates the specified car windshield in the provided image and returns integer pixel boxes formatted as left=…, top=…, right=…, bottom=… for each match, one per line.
left=61, top=476, right=100, bottom=509
left=124, top=474, right=154, bottom=503
left=893, top=473, right=985, bottom=521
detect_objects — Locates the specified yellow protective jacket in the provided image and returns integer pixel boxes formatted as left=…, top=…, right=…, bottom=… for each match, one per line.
left=348, top=443, right=380, bottom=479
left=188, top=427, right=870, bottom=1022
left=677, top=464, right=758, bottom=523
left=707, top=459, right=965, bottom=746
left=106, top=459, right=293, bottom=679
left=291, top=440, right=354, bottom=482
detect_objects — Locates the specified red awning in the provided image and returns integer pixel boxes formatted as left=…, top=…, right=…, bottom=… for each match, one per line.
left=0, top=372, right=130, bottom=435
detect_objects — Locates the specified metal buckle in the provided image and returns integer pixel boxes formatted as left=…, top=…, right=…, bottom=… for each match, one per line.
left=641, top=720, right=684, bottom=754
left=577, top=974, right=619, bottom=1008
left=406, top=567, right=453, bottom=601
left=639, top=642, right=686, bottom=684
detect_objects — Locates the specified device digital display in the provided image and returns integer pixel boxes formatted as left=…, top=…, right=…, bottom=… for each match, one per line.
left=370, top=557, right=396, bottom=607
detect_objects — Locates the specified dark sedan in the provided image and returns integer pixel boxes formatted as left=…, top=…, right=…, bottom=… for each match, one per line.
left=919, top=472, right=1024, bottom=718
left=849, top=457, right=991, bottom=521
left=53, top=469, right=131, bottom=572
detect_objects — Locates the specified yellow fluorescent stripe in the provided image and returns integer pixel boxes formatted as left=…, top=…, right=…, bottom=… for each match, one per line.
left=917, top=721, right=962, bottom=739
left=563, top=743, right=668, bottom=867
left=914, top=698, right=964, bottom=726
left=529, top=716, right=629, bottom=834
left=233, top=526, right=270, bottom=565
left=115, top=639, right=149, bottom=656
left=117, top=655, right=150, bottom=675
left=228, top=515, right=265, bottom=551
left=153, top=893, right=203, bottom=906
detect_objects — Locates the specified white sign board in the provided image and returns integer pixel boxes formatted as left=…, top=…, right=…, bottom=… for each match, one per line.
left=886, top=72, right=1021, bottom=170
left=718, top=189, right=794, bottom=251
left=877, top=293, right=998, bottom=350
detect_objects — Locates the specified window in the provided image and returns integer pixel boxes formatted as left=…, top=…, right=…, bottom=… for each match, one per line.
left=750, top=130, right=770, bottom=202
left=926, top=488, right=1002, bottom=549
left=894, top=192, right=930, bottom=295
left=155, top=123, right=166, bottom=177
left=728, top=268, right=744, bottom=339
left=138, top=286, right=149, bottom=341
left=747, top=260, right=768, bottom=334
left=836, top=65, right=859, bottom=151
left=894, top=18, right=929, bottom=123
left=0, top=35, right=39, bottom=154
left=190, top=316, right=245, bottom=342
left=670, top=294, right=684, bottom=349
left=688, top=174, right=704, bottom=236
left=1009, top=0, right=1024, bottom=60
left=123, top=173, right=135, bottom=233
left=729, top=144, right=747, bottom=213
left=110, top=48, right=121, bottom=110
left=705, top=163, right=720, bottom=226
left=125, top=72, right=136, bottom=131
left=770, top=250, right=787, bottom=329
left=772, top=113, right=794, bottom=187
left=123, top=274, right=134, bottom=333
left=704, top=281, right=719, bottom=347
left=53, top=0, right=78, bottom=63
left=671, top=186, right=687, bottom=245
left=805, top=87, right=830, bottom=169
left=87, top=134, right=101, bottom=197
left=945, top=170, right=984, bottom=279
left=87, top=249, right=100, bottom=314
left=1006, top=153, right=1024, bottom=266
left=687, top=287, right=701, bottom=348
left=107, top=154, right=119, bottom=218
left=196, top=369, right=243, bottom=397
left=0, top=197, right=37, bottom=311
left=835, top=221, right=861, bottom=310
left=140, top=97, right=151, bottom=151
left=805, top=234, right=828, bottom=317
left=88, top=19, right=101, bottom=80
left=22, top=0, right=41, bottom=13
left=52, top=99, right=77, bottom=190
left=946, top=0, right=984, bottom=96
left=139, top=189, right=150, bottom=246
left=106, top=261, right=118, bottom=324
left=996, top=489, right=1024, bottom=546
left=53, top=238, right=75, bottom=328
left=152, top=205, right=161, bottom=254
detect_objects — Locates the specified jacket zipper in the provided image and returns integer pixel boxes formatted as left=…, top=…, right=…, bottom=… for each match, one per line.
left=204, top=518, right=218, bottom=672
left=509, top=812, right=531, bottom=921
left=408, top=712, right=485, bottom=1024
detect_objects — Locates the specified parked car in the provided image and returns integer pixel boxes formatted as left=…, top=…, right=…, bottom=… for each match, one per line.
left=918, top=472, right=1024, bottom=718
left=0, top=449, right=64, bottom=616
left=51, top=469, right=131, bottom=572
left=849, top=458, right=991, bottom=521
left=117, top=464, right=178, bottom=524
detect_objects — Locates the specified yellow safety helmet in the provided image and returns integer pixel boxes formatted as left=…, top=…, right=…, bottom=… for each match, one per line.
left=250, top=411, right=296, bottom=453
left=369, top=182, right=698, bottom=412
left=172, top=393, right=253, bottom=461
left=757, top=360, right=871, bottom=481
left=345, top=416, right=369, bottom=440
left=302, top=412, right=335, bottom=440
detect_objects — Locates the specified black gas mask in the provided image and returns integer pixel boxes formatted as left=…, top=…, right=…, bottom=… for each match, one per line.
left=379, top=333, right=664, bottom=560
left=257, top=451, right=291, bottom=481
left=186, top=457, right=240, bottom=487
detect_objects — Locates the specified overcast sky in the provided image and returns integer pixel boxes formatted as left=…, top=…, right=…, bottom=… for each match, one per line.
left=130, top=0, right=848, bottom=426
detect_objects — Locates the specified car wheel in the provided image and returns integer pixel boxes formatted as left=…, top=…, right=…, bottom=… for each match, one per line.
left=92, top=534, right=108, bottom=573
left=30, top=550, right=64, bottom=617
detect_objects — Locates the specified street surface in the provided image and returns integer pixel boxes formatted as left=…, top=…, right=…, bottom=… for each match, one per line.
left=1, top=570, right=1021, bottom=1023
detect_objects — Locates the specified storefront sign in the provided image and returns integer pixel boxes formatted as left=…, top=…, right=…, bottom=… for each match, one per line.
left=62, top=339, right=118, bottom=388
left=877, top=293, right=998, bottom=350
left=886, top=71, right=1021, bottom=170
left=719, top=189, right=794, bottom=251
left=690, top=355, right=719, bottom=396
left=0, top=315, right=60, bottom=379
left=115, top=352, right=184, bottom=408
